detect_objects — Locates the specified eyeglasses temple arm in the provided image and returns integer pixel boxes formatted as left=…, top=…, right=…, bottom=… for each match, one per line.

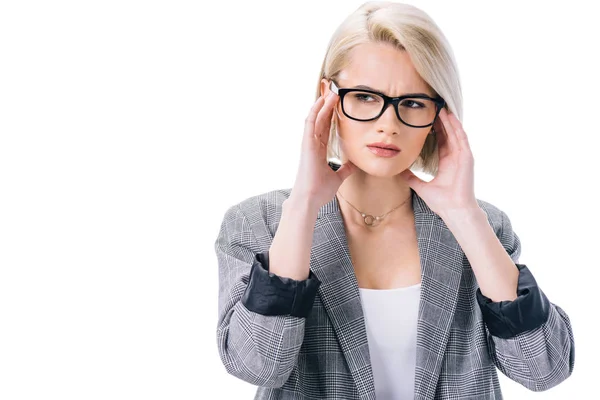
left=329, top=80, right=339, bottom=95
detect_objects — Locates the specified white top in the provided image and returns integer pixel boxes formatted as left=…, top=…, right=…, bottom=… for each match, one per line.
left=358, top=282, right=421, bottom=400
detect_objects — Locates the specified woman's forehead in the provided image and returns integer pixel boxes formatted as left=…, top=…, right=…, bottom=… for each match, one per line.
left=337, top=44, right=432, bottom=95
left=335, top=73, right=434, bottom=97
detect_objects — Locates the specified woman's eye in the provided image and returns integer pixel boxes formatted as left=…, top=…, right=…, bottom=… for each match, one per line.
left=401, top=100, right=425, bottom=108
left=354, top=93, right=377, bottom=102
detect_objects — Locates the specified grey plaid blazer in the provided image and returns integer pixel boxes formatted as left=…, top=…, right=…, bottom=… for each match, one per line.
left=214, top=188, right=575, bottom=399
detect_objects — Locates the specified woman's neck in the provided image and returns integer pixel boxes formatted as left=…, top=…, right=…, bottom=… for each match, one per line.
left=335, top=172, right=415, bottom=230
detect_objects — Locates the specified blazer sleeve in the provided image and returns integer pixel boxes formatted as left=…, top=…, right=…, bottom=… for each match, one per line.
left=477, top=210, right=575, bottom=392
left=214, top=203, right=320, bottom=388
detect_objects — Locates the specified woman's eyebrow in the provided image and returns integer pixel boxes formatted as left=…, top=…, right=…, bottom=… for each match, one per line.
left=352, top=84, right=432, bottom=98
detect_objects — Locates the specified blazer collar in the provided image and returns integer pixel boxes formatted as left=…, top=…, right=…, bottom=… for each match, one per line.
left=311, top=188, right=463, bottom=399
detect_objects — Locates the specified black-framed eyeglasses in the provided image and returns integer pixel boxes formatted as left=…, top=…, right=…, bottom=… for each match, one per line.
left=329, top=80, right=445, bottom=128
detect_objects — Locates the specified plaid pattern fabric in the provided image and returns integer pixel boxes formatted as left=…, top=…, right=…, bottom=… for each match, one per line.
left=215, top=188, right=575, bottom=399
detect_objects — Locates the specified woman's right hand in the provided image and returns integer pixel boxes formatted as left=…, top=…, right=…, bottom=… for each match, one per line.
left=291, top=90, right=357, bottom=211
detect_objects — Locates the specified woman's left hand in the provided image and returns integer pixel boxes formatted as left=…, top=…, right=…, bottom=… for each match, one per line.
left=399, top=107, right=480, bottom=218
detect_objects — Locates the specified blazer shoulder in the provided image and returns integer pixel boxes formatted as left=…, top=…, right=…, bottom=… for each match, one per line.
left=475, top=197, right=511, bottom=236
left=222, top=188, right=293, bottom=241
left=233, top=187, right=292, bottom=216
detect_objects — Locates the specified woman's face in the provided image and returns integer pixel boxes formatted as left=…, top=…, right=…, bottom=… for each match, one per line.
left=323, top=41, right=439, bottom=178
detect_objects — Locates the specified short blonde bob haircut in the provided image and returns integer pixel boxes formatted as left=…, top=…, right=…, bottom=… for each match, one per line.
left=317, top=1, right=463, bottom=176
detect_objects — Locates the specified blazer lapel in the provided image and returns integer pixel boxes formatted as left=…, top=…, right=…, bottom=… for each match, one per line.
left=411, top=190, right=463, bottom=399
left=311, top=188, right=463, bottom=400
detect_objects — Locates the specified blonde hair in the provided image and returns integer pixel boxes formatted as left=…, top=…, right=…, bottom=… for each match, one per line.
left=317, top=1, right=463, bottom=176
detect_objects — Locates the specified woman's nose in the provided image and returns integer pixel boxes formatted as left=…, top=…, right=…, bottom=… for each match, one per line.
left=376, top=103, right=401, bottom=134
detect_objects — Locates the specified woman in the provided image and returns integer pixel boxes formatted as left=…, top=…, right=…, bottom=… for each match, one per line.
left=214, top=2, right=575, bottom=399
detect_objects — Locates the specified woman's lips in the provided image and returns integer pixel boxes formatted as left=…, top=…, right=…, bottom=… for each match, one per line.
left=367, top=146, right=401, bottom=157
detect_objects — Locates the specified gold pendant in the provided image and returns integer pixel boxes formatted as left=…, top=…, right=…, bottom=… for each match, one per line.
left=362, top=213, right=380, bottom=226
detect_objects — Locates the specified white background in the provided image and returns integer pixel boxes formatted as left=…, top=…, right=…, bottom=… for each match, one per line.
left=1, top=0, right=597, bottom=398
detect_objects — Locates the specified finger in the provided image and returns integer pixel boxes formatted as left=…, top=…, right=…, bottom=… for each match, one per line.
left=438, top=108, right=459, bottom=153
left=314, top=92, right=339, bottom=144
left=400, top=169, right=426, bottom=192
left=304, top=95, right=326, bottom=141
left=434, top=117, right=452, bottom=159
left=336, top=160, right=356, bottom=181
left=446, top=112, right=471, bottom=151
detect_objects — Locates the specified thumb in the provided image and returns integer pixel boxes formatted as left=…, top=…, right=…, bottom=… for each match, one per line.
left=336, top=160, right=356, bottom=182
left=399, top=169, right=425, bottom=191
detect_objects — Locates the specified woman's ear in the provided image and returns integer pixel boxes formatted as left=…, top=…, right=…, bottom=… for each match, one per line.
left=320, top=78, right=330, bottom=97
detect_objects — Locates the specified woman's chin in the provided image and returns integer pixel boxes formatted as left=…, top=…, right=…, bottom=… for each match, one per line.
left=352, top=158, right=406, bottom=178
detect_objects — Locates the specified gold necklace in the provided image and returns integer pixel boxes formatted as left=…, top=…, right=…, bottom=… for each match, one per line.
left=336, top=190, right=412, bottom=227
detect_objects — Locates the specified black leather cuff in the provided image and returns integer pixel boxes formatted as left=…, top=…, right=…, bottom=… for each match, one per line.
left=328, top=161, right=341, bottom=171
left=241, top=251, right=322, bottom=318
left=476, top=263, right=551, bottom=339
